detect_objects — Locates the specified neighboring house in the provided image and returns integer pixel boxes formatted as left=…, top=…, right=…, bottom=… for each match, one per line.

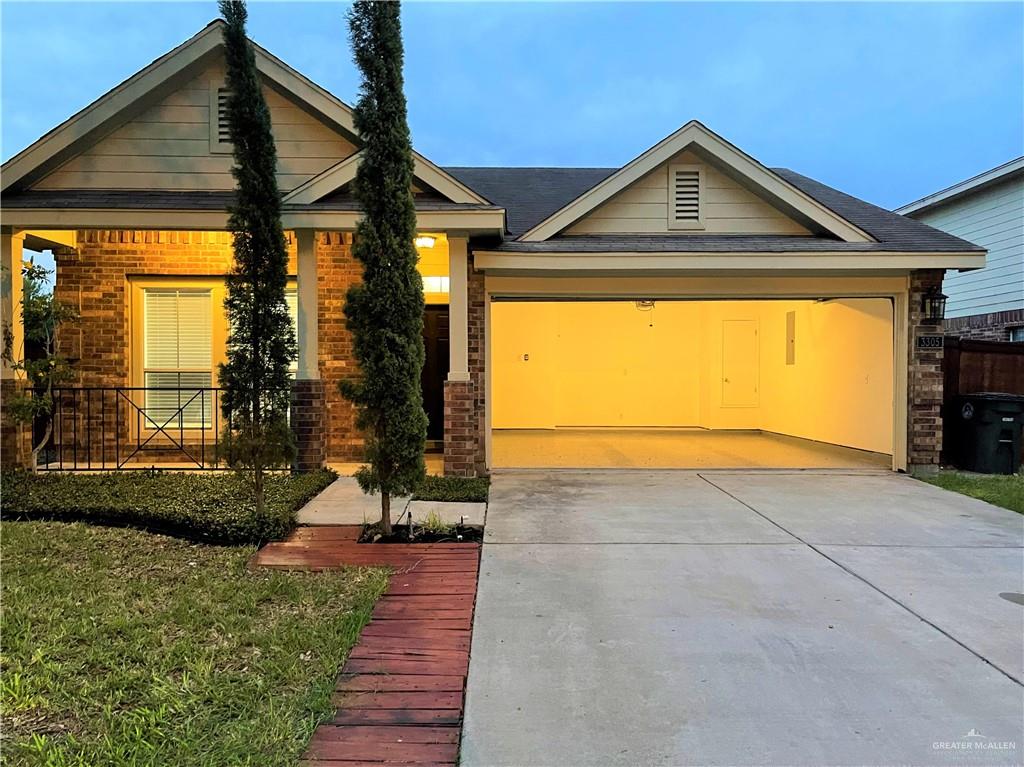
left=897, top=158, right=1024, bottom=341
left=0, top=20, right=984, bottom=476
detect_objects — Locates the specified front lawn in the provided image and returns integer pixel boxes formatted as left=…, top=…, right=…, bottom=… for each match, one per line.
left=0, top=521, right=389, bottom=766
left=922, top=470, right=1024, bottom=514
left=1, top=469, right=337, bottom=544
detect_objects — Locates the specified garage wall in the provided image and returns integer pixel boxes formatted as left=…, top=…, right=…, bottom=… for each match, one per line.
left=491, top=301, right=702, bottom=428
left=491, top=299, right=894, bottom=454
left=760, top=298, right=894, bottom=454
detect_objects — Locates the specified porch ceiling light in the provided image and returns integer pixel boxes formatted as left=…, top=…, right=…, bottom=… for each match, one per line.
left=921, top=287, right=947, bottom=323
left=414, top=235, right=436, bottom=249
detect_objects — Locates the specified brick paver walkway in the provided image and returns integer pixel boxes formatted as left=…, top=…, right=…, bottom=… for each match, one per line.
left=252, top=525, right=480, bottom=766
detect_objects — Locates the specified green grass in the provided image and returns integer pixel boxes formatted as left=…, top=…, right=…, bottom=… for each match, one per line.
left=921, top=471, right=1024, bottom=514
left=0, top=469, right=337, bottom=544
left=0, top=521, right=389, bottom=766
left=413, top=474, right=490, bottom=503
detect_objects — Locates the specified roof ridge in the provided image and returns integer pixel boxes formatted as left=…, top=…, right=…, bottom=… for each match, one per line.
left=896, top=156, right=1024, bottom=214
left=443, top=166, right=617, bottom=171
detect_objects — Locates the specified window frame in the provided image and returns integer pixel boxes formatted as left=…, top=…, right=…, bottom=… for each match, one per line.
left=129, top=277, right=298, bottom=435
left=141, top=286, right=216, bottom=429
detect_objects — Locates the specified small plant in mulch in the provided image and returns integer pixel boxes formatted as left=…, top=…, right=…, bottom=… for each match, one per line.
left=359, top=508, right=482, bottom=544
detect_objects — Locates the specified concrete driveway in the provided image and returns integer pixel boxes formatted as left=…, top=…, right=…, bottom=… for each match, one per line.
left=462, top=471, right=1024, bottom=767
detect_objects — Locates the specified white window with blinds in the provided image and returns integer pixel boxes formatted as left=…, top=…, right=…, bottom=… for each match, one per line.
left=143, top=288, right=214, bottom=428
left=667, top=164, right=704, bottom=229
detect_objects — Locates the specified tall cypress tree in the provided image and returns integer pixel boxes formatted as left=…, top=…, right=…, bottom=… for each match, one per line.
left=218, top=0, right=297, bottom=515
left=342, top=0, right=427, bottom=535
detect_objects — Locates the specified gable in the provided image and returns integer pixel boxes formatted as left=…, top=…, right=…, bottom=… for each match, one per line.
left=282, top=149, right=490, bottom=206
left=520, top=121, right=873, bottom=243
left=8, top=19, right=485, bottom=207
left=32, top=61, right=357, bottom=193
left=565, top=149, right=811, bottom=236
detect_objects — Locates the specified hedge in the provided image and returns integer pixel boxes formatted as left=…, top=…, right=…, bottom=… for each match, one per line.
left=0, top=469, right=337, bottom=545
left=412, top=475, right=490, bottom=503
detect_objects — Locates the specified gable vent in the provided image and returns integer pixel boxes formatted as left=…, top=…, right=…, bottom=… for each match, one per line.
left=216, top=88, right=232, bottom=144
left=668, top=164, right=703, bottom=229
left=672, top=168, right=700, bottom=219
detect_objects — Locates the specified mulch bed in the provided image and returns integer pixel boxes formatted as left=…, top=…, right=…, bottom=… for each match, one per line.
left=252, top=525, right=481, bottom=766
left=359, top=522, right=483, bottom=544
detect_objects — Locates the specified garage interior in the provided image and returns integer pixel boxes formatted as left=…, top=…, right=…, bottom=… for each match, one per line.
left=491, top=298, right=894, bottom=469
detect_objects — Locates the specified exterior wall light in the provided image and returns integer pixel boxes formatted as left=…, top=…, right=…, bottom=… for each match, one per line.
left=414, top=235, right=436, bottom=249
left=921, top=287, right=947, bottom=323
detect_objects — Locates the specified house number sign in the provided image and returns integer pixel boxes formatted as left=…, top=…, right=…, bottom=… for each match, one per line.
left=916, top=335, right=943, bottom=349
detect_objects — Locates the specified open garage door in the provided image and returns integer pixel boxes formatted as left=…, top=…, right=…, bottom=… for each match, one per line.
left=490, top=298, right=894, bottom=470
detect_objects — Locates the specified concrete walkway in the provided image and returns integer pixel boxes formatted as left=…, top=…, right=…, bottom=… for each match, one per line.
left=462, top=470, right=1024, bottom=766
left=296, top=477, right=486, bottom=527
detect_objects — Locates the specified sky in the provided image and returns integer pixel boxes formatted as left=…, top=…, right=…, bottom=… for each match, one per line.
left=2, top=1, right=1022, bottom=214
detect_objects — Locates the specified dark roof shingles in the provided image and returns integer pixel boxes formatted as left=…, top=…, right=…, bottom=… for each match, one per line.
left=773, top=169, right=981, bottom=252
left=444, top=167, right=616, bottom=237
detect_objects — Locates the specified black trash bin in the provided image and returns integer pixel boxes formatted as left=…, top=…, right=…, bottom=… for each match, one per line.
left=952, top=393, right=1024, bottom=474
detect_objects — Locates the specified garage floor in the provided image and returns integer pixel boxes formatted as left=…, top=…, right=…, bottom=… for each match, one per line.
left=492, top=428, right=891, bottom=470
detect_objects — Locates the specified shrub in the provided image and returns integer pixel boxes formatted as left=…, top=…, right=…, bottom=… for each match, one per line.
left=0, top=469, right=336, bottom=544
left=413, top=475, right=490, bottom=503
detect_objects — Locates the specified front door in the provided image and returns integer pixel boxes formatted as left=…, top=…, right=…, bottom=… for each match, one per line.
left=422, top=306, right=450, bottom=443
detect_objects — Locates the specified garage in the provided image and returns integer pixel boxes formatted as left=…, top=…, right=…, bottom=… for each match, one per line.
left=490, top=297, right=895, bottom=469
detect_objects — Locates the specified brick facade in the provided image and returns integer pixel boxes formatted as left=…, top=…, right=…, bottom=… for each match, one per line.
left=945, top=308, right=1024, bottom=341
left=56, top=229, right=261, bottom=387
left=443, top=379, right=476, bottom=476
left=44, top=229, right=364, bottom=467
left=1, top=378, right=33, bottom=469
left=907, top=269, right=945, bottom=471
left=466, top=252, right=488, bottom=474
left=314, top=232, right=363, bottom=462
left=292, top=378, right=326, bottom=471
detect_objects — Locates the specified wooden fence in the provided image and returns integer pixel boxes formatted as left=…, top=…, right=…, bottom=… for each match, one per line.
left=942, top=337, right=1024, bottom=465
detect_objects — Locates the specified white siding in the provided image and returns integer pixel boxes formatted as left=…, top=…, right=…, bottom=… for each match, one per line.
left=565, top=149, right=811, bottom=236
left=913, top=176, right=1023, bottom=318
left=34, top=62, right=356, bottom=193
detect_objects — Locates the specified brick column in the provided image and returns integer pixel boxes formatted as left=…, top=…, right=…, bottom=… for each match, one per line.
left=1, top=379, right=33, bottom=470
left=292, top=379, right=326, bottom=472
left=443, top=379, right=476, bottom=477
left=466, top=253, right=488, bottom=475
left=908, top=270, right=945, bottom=472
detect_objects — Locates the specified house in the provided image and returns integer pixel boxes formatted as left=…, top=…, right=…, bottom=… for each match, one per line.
left=896, top=158, right=1023, bottom=341
left=0, top=20, right=985, bottom=476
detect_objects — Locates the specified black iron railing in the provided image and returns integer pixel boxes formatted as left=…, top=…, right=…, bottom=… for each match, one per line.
left=40, top=387, right=227, bottom=471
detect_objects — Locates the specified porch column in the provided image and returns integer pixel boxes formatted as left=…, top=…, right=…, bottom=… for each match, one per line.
left=295, top=228, right=319, bottom=380
left=447, top=235, right=470, bottom=382
left=1, top=228, right=31, bottom=469
left=444, top=235, right=475, bottom=477
left=1, top=229, right=25, bottom=380
left=291, top=228, right=326, bottom=471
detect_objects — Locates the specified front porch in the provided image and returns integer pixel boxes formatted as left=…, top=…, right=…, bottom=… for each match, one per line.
left=0, top=225, right=486, bottom=476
